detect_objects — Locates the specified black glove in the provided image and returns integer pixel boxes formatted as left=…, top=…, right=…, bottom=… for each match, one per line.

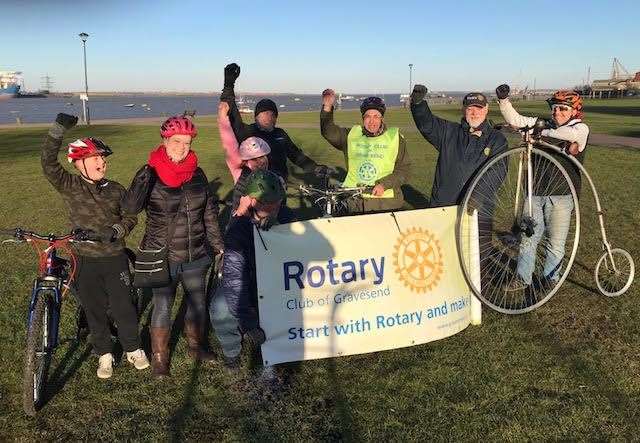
left=55, top=113, right=78, bottom=130
left=495, top=84, right=510, bottom=100
left=410, top=85, right=428, bottom=104
left=224, top=63, right=241, bottom=87
left=314, top=164, right=331, bottom=178
left=98, top=226, right=118, bottom=243
left=532, top=118, right=554, bottom=137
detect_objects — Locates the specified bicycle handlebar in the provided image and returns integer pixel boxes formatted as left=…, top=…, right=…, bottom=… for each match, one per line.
left=0, top=227, right=97, bottom=243
left=299, top=184, right=375, bottom=196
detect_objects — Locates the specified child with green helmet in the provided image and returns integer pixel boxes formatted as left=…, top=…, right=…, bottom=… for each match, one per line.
left=209, top=170, right=287, bottom=368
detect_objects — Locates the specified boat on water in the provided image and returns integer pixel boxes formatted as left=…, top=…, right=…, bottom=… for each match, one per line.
left=124, top=103, right=135, bottom=108
left=0, top=71, right=21, bottom=99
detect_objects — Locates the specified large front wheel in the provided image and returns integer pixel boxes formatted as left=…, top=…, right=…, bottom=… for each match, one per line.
left=22, top=293, right=53, bottom=416
left=457, top=147, right=580, bottom=314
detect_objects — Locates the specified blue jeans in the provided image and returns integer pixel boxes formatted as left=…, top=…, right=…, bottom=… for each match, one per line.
left=209, top=285, right=259, bottom=358
left=517, top=195, right=574, bottom=285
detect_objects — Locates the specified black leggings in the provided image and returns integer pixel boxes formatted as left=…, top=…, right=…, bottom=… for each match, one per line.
left=76, top=254, right=140, bottom=355
left=151, top=260, right=210, bottom=328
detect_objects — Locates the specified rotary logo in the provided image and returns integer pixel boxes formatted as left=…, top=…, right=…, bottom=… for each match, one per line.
left=393, top=227, right=444, bottom=293
left=357, top=161, right=377, bottom=182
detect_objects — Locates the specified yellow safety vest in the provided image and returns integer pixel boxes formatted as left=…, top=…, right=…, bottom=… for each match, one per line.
left=343, top=126, right=399, bottom=198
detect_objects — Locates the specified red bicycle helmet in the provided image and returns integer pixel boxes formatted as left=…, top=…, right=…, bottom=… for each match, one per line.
left=160, top=116, right=198, bottom=139
left=67, top=138, right=113, bottom=163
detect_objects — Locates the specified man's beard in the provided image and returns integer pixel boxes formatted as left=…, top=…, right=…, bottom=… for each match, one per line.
left=467, top=117, right=485, bottom=129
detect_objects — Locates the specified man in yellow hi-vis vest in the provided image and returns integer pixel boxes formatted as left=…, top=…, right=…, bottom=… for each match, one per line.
left=320, top=89, right=411, bottom=213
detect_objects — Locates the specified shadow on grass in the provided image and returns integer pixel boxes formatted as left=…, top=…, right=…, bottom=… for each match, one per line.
left=168, top=360, right=202, bottom=442
left=523, top=315, right=637, bottom=436
left=325, top=357, right=361, bottom=441
left=42, top=339, right=93, bottom=409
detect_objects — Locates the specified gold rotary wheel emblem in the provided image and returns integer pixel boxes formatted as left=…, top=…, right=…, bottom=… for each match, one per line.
left=393, top=227, right=444, bottom=293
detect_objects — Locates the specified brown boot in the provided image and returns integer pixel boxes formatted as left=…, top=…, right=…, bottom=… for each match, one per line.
left=150, top=327, right=170, bottom=378
left=184, top=321, right=216, bottom=362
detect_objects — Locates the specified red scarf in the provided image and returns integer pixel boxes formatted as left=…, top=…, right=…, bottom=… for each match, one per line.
left=148, top=145, right=198, bottom=187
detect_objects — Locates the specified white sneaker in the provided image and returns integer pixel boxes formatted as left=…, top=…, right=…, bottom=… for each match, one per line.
left=126, top=348, right=150, bottom=370
left=97, top=353, right=114, bottom=379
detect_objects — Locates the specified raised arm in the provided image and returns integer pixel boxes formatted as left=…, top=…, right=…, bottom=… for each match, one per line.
left=409, top=85, right=456, bottom=150
left=495, top=84, right=538, bottom=129
left=41, top=113, right=79, bottom=191
left=319, top=89, right=349, bottom=151
left=220, top=63, right=252, bottom=141
left=217, top=101, right=243, bottom=183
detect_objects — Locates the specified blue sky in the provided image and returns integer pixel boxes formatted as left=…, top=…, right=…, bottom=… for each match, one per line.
left=3, top=0, right=639, bottom=93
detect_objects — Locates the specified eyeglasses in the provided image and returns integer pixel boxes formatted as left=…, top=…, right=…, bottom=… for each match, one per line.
left=552, top=104, right=572, bottom=112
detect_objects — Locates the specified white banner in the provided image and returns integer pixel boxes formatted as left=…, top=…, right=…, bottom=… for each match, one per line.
left=255, top=207, right=481, bottom=366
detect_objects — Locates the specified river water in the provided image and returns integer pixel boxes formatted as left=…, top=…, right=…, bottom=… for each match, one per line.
left=0, top=93, right=410, bottom=124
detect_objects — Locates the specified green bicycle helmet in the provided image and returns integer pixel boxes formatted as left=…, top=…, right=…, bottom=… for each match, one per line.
left=244, top=170, right=285, bottom=204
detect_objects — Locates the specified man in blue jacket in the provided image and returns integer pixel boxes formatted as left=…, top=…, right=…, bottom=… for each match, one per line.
left=209, top=169, right=287, bottom=368
left=410, top=85, right=508, bottom=207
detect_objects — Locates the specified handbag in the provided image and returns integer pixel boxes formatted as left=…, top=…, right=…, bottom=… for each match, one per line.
left=132, top=194, right=185, bottom=288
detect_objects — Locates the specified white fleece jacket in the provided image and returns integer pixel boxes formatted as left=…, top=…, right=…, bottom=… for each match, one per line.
left=498, top=98, right=589, bottom=152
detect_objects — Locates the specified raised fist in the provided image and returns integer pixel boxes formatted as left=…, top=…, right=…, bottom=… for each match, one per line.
left=410, top=85, right=428, bottom=104
left=55, top=113, right=78, bottom=130
left=224, top=63, right=241, bottom=87
left=322, top=88, right=336, bottom=109
left=496, top=84, right=510, bottom=100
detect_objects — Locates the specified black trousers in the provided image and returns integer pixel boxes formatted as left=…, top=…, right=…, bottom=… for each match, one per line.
left=76, top=253, right=140, bottom=355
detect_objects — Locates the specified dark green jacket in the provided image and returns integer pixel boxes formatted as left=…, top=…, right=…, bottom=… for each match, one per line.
left=41, top=125, right=137, bottom=257
left=320, top=108, right=410, bottom=212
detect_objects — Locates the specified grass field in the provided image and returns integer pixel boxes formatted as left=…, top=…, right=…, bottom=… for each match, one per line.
left=0, top=100, right=638, bottom=440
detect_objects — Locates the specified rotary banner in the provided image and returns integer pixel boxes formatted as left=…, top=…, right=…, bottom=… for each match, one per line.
left=255, top=206, right=481, bottom=366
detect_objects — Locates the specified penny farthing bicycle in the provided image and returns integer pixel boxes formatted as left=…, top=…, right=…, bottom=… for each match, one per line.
left=456, top=121, right=635, bottom=314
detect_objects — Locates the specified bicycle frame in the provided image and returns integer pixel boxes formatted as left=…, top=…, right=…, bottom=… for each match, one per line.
left=514, top=128, right=618, bottom=272
left=535, top=139, right=618, bottom=270
left=26, top=243, right=70, bottom=352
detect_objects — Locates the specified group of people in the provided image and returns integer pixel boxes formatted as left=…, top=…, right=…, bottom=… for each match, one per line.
left=40, top=63, right=588, bottom=379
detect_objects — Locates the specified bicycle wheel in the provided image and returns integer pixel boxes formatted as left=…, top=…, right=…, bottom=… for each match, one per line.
left=595, top=248, right=635, bottom=297
left=457, top=147, right=580, bottom=314
left=22, top=292, right=53, bottom=416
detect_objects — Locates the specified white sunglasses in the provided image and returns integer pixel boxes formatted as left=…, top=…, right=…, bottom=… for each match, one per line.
left=552, top=104, right=572, bottom=112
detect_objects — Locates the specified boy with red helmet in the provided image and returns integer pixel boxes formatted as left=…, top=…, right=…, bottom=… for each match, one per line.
left=41, top=113, right=148, bottom=379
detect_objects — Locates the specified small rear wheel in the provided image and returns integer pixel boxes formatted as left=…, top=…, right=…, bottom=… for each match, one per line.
left=22, top=293, right=53, bottom=416
left=595, top=248, right=635, bottom=297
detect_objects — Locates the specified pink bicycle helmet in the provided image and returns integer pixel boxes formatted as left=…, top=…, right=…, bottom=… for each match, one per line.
left=238, top=136, right=271, bottom=160
left=160, top=116, right=198, bottom=139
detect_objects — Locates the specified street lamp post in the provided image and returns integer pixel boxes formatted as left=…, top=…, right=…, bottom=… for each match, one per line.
left=79, top=32, right=90, bottom=125
left=408, top=63, right=414, bottom=95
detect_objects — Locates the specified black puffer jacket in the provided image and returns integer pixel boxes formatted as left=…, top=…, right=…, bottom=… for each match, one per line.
left=126, top=165, right=224, bottom=264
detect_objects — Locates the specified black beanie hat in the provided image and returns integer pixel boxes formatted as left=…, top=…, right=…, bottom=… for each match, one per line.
left=254, top=99, right=279, bottom=118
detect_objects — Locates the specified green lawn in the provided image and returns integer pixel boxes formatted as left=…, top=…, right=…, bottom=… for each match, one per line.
left=0, top=104, right=638, bottom=440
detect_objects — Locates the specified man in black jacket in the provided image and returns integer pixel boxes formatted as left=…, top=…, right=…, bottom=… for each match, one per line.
left=220, top=63, right=328, bottom=182
left=410, top=85, right=508, bottom=207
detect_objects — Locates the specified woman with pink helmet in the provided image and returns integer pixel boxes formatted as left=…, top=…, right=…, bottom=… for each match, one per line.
left=125, top=115, right=224, bottom=378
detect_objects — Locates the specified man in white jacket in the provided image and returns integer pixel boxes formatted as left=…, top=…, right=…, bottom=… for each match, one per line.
left=496, top=85, right=589, bottom=298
